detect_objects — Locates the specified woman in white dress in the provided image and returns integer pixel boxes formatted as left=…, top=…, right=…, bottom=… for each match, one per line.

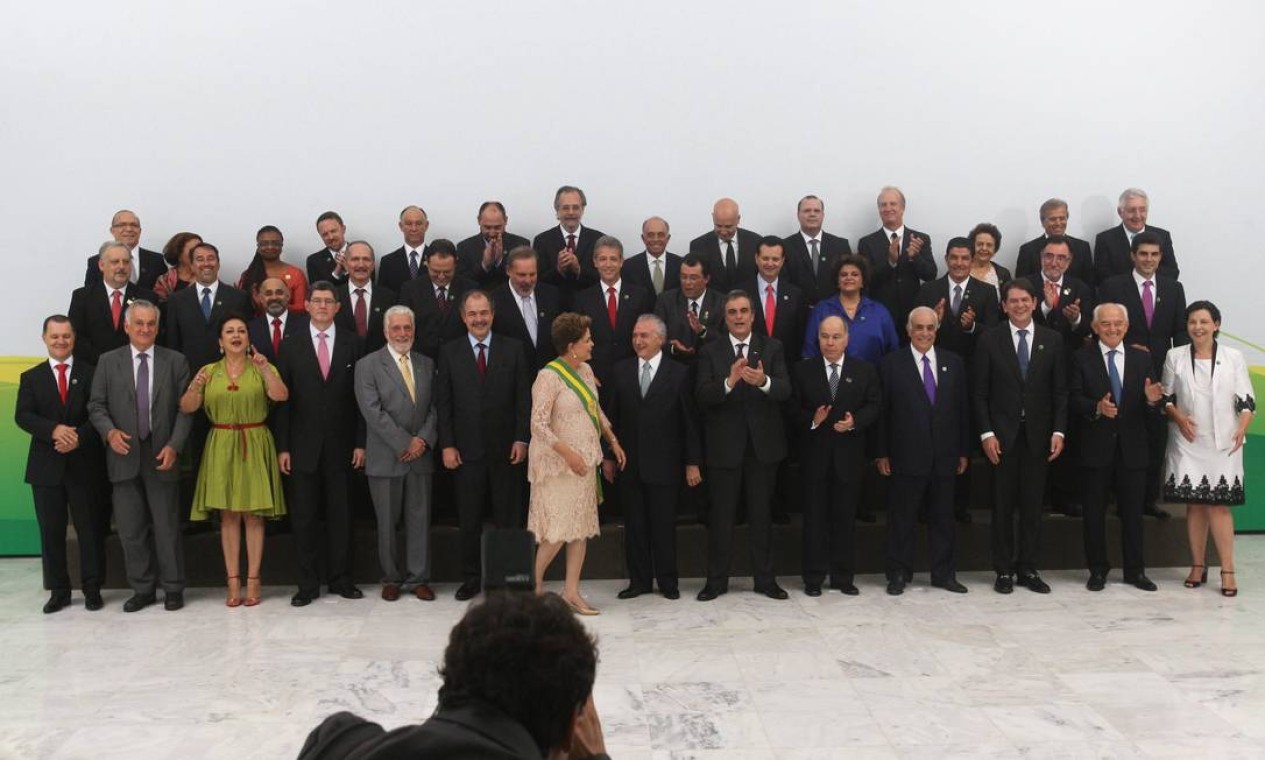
left=1162, top=301, right=1255, bottom=596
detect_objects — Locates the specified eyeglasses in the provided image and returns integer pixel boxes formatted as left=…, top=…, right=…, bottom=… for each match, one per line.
left=111, top=222, right=140, bottom=229
left=307, top=297, right=338, bottom=306
left=1042, top=254, right=1071, bottom=263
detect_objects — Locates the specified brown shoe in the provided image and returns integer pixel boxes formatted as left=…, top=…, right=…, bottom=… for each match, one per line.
left=381, top=583, right=400, bottom=602
left=413, top=584, right=435, bottom=601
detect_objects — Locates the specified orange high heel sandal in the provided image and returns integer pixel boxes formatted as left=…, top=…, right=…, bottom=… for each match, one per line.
left=244, top=577, right=262, bottom=607
left=226, top=576, right=243, bottom=608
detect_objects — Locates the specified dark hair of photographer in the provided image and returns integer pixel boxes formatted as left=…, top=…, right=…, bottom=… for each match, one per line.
left=439, top=591, right=598, bottom=755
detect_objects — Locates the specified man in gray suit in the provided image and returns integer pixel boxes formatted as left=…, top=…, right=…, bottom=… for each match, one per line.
left=87, top=300, right=192, bottom=612
left=354, top=305, right=439, bottom=602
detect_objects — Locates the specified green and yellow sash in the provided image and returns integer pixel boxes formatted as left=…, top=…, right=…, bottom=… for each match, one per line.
left=545, top=358, right=604, bottom=500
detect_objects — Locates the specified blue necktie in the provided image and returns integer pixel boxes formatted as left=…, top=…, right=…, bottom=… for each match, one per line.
left=1017, top=329, right=1030, bottom=379
left=409, top=250, right=419, bottom=279
left=1107, top=349, right=1123, bottom=406
left=200, top=287, right=212, bottom=321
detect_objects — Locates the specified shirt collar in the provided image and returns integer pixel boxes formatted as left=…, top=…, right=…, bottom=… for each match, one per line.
left=1132, top=269, right=1155, bottom=287
left=883, top=225, right=907, bottom=239
left=641, top=350, right=662, bottom=373
left=801, top=230, right=822, bottom=245
left=1099, top=340, right=1124, bottom=358
left=821, top=354, right=844, bottom=371
left=910, top=344, right=937, bottom=366
left=310, top=322, right=336, bottom=340
left=758, top=276, right=779, bottom=291
left=559, top=224, right=583, bottom=240
left=196, top=281, right=220, bottom=300
left=1008, top=320, right=1033, bottom=338
left=468, top=332, right=492, bottom=350
left=48, top=356, right=74, bottom=371
left=728, top=332, right=753, bottom=351
left=388, top=345, right=412, bottom=364
left=103, top=281, right=127, bottom=299
left=601, top=279, right=622, bottom=295
left=350, top=280, right=373, bottom=296
left=268, top=311, right=288, bottom=327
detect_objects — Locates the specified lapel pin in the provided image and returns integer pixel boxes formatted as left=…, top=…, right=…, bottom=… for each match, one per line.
left=1038, top=344, right=1045, bottom=351
left=622, top=293, right=629, bottom=300
left=941, top=366, right=948, bottom=372
left=845, top=376, right=853, bottom=383
left=1062, top=287, right=1071, bottom=296
left=71, top=378, right=78, bottom=385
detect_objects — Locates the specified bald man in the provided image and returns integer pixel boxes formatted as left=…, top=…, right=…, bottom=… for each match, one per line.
left=623, top=217, right=683, bottom=297
left=378, top=205, right=432, bottom=294
left=83, top=209, right=168, bottom=290
left=248, top=277, right=309, bottom=362
left=688, top=198, right=763, bottom=292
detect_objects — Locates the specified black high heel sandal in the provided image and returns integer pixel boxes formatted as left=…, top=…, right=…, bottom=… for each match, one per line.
left=1184, top=565, right=1208, bottom=589
left=1220, top=570, right=1237, bottom=598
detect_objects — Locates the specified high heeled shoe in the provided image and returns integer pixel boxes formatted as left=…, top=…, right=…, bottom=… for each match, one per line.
left=562, top=594, right=600, bottom=616
left=226, top=576, right=243, bottom=608
left=244, top=577, right=262, bottom=607
left=1184, top=564, right=1208, bottom=589
left=1220, top=570, right=1237, bottom=598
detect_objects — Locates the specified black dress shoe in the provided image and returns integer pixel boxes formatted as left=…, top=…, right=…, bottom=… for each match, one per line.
left=1017, top=572, right=1051, bottom=594
left=83, top=589, right=104, bottom=611
left=755, top=583, right=789, bottom=600
left=994, top=575, right=1014, bottom=594
left=1143, top=505, right=1171, bottom=519
left=954, top=509, right=973, bottom=525
left=696, top=584, right=727, bottom=602
left=661, top=587, right=680, bottom=600
left=455, top=581, right=481, bottom=601
left=886, top=578, right=905, bottom=596
left=164, top=591, right=184, bottom=611
left=1058, top=502, right=1084, bottom=518
left=803, top=583, right=822, bottom=597
left=857, top=511, right=877, bottom=524
left=123, top=593, right=156, bottom=613
left=1125, top=574, right=1158, bottom=592
left=290, top=590, right=316, bottom=607
left=330, top=583, right=364, bottom=600
left=617, top=585, right=651, bottom=600
left=833, top=582, right=860, bottom=596
left=1086, top=573, right=1107, bottom=592
left=932, top=578, right=968, bottom=594
left=43, top=591, right=71, bottom=614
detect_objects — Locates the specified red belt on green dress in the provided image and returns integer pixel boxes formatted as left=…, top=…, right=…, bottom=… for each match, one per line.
left=211, top=421, right=267, bottom=461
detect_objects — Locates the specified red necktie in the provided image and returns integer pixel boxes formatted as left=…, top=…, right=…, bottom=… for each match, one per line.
left=606, top=286, right=618, bottom=330
left=476, top=342, right=487, bottom=378
left=354, top=288, right=367, bottom=337
left=566, top=234, right=576, bottom=252
left=111, top=290, right=123, bottom=329
left=56, top=363, right=68, bottom=404
left=271, top=318, right=282, bottom=356
left=437, top=286, right=449, bottom=315
left=764, top=284, right=776, bottom=335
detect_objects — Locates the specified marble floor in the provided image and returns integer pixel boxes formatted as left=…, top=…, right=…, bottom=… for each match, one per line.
left=1, top=539, right=1264, bottom=760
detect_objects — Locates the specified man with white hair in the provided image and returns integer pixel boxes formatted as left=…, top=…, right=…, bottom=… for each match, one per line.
left=1092, top=188, right=1179, bottom=282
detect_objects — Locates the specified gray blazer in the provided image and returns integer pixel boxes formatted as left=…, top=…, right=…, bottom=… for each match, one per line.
left=87, top=343, right=192, bottom=482
left=354, top=346, right=438, bottom=478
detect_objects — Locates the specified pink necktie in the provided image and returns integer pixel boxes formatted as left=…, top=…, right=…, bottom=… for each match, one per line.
left=1142, top=280, right=1155, bottom=328
left=317, top=332, right=330, bottom=379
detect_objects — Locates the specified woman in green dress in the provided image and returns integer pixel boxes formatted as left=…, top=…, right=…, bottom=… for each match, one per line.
left=180, top=314, right=288, bottom=607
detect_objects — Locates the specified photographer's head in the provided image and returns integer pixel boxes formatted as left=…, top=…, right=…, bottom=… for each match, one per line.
left=438, top=591, right=598, bottom=757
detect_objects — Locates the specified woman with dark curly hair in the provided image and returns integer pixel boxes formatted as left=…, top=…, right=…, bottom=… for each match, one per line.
left=1162, top=301, right=1255, bottom=596
left=801, top=254, right=897, bottom=365
left=968, top=222, right=1012, bottom=296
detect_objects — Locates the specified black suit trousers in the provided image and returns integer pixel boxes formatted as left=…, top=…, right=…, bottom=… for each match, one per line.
left=453, top=458, right=526, bottom=582
left=991, top=427, right=1048, bottom=574
left=706, top=440, right=776, bottom=586
left=290, top=443, right=354, bottom=593
left=887, top=473, right=956, bottom=583
left=32, top=483, right=105, bottom=591
left=1082, top=459, right=1146, bottom=575
left=618, top=476, right=680, bottom=592
left=801, top=465, right=859, bottom=587
left=1144, top=413, right=1168, bottom=507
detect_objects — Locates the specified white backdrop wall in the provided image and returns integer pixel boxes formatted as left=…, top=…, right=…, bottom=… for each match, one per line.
left=3, top=0, right=1263, bottom=356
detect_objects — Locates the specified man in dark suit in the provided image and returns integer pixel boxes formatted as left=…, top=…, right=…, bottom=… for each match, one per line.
left=88, top=300, right=192, bottom=612
left=740, top=236, right=808, bottom=365
left=456, top=201, right=532, bottom=290
left=653, top=253, right=725, bottom=365
left=695, top=291, right=792, bottom=601
left=688, top=197, right=762, bottom=292
left=572, top=235, right=656, bottom=394
left=781, top=195, right=854, bottom=305
left=69, top=241, right=159, bottom=366
left=490, top=247, right=561, bottom=370
left=877, top=307, right=971, bottom=595
left=604, top=314, right=702, bottom=601
left=399, top=240, right=479, bottom=360
left=622, top=216, right=682, bottom=298
left=437, top=290, right=532, bottom=601
left=83, top=209, right=167, bottom=290
left=306, top=210, right=351, bottom=286
left=15, top=316, right=107, bottom=613
left=915, top=238, right=999, bottom=524
left=857, top=186, right=937, bottom=342
left=974, top=279, right=1067, bottom=595
left=1028, top=235, right=1095, bottom=517
left=248, top=277, right=309, bottom=362
left=355, top=306, right=439, bottom=603
left=792, top=315, right=881, bottom=596
left=376, top=205, right=431, bottom=295
left=1070, top=303, right=1165, bottom=592
left=335, top=241, right=396, bottom=355
left=165, top=242, right=254, bottom=371
left=1015, top=198, right=1095, bottom=286
left=532, top=185, right=604, bottom=305
left=1097, top=231, right=1188, bottom=519
left=274, top=282, right=367, bottom=606
left=1093, top=188, right=1179, bottom=282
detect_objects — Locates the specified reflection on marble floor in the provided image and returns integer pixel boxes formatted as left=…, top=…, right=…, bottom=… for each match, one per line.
left=2, top=537, right=1265, bottom=758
